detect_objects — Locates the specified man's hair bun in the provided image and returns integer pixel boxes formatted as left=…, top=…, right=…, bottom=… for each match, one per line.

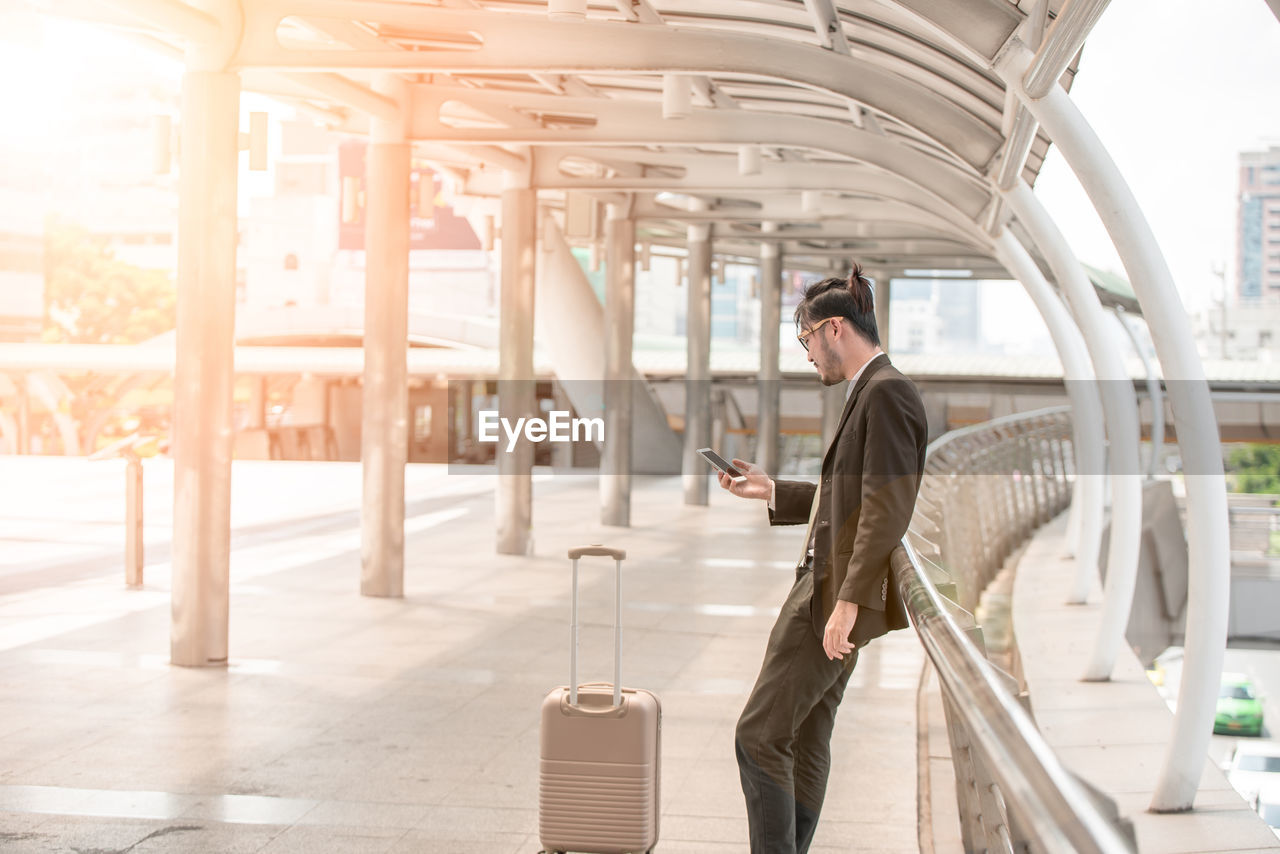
left=794, top=262, right=881, bottom=347
left=847, top=263, right=874, bottom=315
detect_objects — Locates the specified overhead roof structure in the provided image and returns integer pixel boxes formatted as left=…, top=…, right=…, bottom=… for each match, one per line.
left=47, top=0, right=1089, bottom=279
left=31, top=0, right=1238, bottom=815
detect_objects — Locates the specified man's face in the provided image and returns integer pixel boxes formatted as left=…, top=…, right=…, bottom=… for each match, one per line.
left=805, top=317, right=841, bottom=386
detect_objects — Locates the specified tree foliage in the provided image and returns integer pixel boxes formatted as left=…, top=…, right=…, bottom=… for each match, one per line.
left=42, top=218, right=176, bottom=344
left=1226, top=443, right=1280, bottom=495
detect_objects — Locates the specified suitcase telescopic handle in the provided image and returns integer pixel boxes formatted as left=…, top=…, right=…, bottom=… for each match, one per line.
left=568, top=545, right=626, bottom=560
left=568, top=544, right=624, bottom=708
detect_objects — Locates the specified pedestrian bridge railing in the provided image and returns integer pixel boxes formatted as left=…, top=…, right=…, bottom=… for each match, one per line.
left=889, top=406, right=1138, bottom=853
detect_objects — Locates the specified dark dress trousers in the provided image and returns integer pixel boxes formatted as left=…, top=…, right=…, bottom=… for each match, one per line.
left=735, top=353, right=928, bottom=854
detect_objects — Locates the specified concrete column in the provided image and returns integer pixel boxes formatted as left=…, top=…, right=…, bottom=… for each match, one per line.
left=682, top=215, right=713, bottom=505
left=757, top=223, right=782, bottom=475
left=496, top=185, right=537, bottom=553
left=455, top=379, right=477, bottom=461
left=550, top=381, right=572, bottom=469
left=170, top=69, right=239, bottom=666
left=15, top=382, right=28, bottom=455
left=293, top=376, right=328, bottom=424
left=601, top=209, right=635, bottom=526
left=360, top=76, right=410, bottom=598
left=711, top=387, right=726, bottom=454
left=247, top=377, right=267, bottom=429
left=463, top=380, right=475, bottom=447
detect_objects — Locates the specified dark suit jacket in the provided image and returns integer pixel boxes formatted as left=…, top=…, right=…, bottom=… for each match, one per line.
left=768, top=353, right=928, bottom=645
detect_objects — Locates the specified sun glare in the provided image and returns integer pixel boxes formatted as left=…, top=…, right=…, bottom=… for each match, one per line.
left=0, top=13, right=181, bottom=151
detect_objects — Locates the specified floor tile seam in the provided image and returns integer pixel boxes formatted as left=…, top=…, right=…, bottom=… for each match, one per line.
left=0, top=786, right=326, bottom=832
left=21, top=812, right=293, bottom=853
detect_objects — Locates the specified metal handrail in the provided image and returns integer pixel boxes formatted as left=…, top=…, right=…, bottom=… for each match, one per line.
left=892, top=406, right=1136, bottom=853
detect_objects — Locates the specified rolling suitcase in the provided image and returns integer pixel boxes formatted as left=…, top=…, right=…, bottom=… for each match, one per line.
left=539, top=545, right=661, bottom=854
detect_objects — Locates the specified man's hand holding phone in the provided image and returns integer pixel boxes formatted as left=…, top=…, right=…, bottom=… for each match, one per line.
left=715, top=458, right=773, bottom=502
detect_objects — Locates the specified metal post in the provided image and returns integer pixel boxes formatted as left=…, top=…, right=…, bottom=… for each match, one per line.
left=991, top=230, right=1105, bottom=594
left=463, top=380, right=476, bottom=457
left=1001, top=49, right=1230, bottom=808
left=550, top=381, right=572, bottom=469
left=941, top=691, right=984, bottom=853
left=1022, top=0, right=1113, bottom=99
left=711, top=387, right=726, bottom=454
left=1005, top=182, right=1143, bottom=683
left=125, top=451, right=144, bottom=588
left=601, top=207, right=635, bottom=526
left=682, top=213, right=713, bottom=505
left=570, top=557, right=580, bottom=704
left=496, top=183, right=537, bottom=553
left=757, top=223, right=782, bottom=475
left=360, top=74, right=410, bottom=597
left=170, top=67, right=239, bottom=666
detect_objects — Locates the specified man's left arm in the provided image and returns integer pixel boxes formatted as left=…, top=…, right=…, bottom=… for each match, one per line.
left=823, top=381, right=926, bottom=659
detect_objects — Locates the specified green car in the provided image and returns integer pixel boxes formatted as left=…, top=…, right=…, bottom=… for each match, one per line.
left=1215, top=673, right=1265, bottom=737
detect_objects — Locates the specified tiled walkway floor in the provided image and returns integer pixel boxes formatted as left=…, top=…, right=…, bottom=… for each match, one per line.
left=0, top=459, right=923, bottom=853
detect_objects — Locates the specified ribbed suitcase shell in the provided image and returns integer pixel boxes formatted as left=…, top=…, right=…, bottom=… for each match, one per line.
left=539, top=684, right=661, bottom=854
left=539, top=546, right=660, bottom=854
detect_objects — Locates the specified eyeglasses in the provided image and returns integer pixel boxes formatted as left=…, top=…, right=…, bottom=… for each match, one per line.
left=797, top=316, right=838, bottom=351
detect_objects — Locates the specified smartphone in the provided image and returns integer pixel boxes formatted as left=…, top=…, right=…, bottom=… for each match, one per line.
left=697, top=447, right=746, bottom=482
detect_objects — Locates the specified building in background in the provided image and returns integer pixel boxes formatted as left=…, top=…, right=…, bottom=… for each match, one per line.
left=1194, top=300, right=1280, bottom=363
left=1237, top=146, right=1280, bottom=304
left=889, top=279, right=941, bottom=354
left=937, top=278, right=982, bottom=346
left=241, top=125, right=492, bottom=321
left=47, top=70, right=181, bottom=273
left=0, top=63, right=180, bottom=344
left=889, top=277, right=983, bottom=355
left=1191, top=146, right=1280, bottom=362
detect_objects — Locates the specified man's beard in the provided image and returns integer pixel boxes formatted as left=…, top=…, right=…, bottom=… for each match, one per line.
left=815, top=354, right=840, bottom=386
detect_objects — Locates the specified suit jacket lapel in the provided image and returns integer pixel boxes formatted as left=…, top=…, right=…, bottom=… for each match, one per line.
left=822, top=353, right=890, bottom=469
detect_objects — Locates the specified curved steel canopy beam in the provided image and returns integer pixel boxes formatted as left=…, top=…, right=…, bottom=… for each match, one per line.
left=409, top=86, right=993, bottom=221
left=531, top=150, right=966, bottom=215
left=231, top=0, right=1007, bottom=169
left=631, top=199, right=986, bottom=249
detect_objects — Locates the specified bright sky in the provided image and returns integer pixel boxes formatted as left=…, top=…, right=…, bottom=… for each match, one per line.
left=2, top=1, right=1277, bottom=322
left=1031, top=0, right=1280, bottom=314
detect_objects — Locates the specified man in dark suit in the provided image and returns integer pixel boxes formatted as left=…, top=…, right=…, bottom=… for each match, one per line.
left=716, top=267, right=928, bottom=853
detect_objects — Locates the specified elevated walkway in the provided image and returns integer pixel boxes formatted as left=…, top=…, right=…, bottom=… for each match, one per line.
left=1013, top=513, right=1280, bottom=852
left=0, top=459, right=919, bottom=852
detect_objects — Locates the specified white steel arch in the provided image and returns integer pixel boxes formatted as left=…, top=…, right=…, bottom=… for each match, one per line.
left=997, top=40, right=1230, bottom=815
